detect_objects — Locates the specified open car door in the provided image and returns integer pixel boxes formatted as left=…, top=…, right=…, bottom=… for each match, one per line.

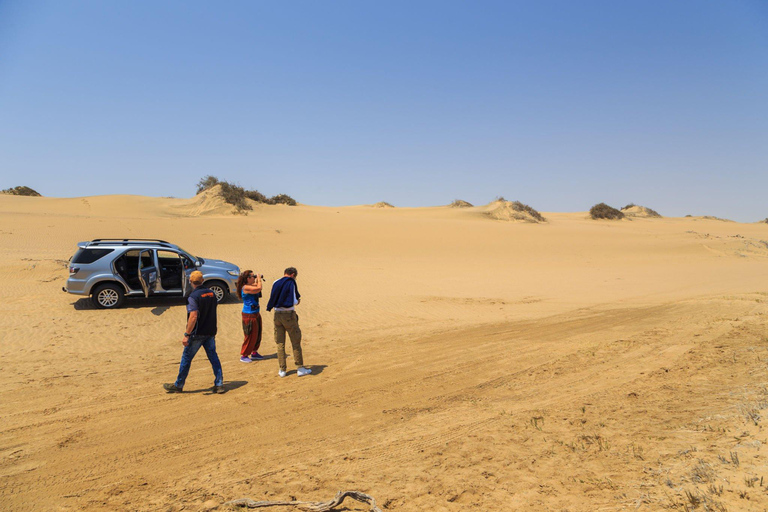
left=137, top=249, right=157, bottom=298
left=181, top=254, right=194, bottom=296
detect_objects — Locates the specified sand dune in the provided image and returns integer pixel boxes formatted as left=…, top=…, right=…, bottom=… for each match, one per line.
left=2, top=193, right=768, bottom=511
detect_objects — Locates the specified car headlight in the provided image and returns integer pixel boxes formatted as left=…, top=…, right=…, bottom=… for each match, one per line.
left=227, top=270, right=239, bottom=277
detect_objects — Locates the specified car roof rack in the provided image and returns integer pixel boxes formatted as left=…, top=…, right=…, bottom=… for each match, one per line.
left=91, top=238, right=170, bottom=243
left=87, top=239, right=175, bottom=248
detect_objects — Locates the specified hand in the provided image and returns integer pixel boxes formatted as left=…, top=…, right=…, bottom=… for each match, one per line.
left=182, top=336, right=189, bottom=347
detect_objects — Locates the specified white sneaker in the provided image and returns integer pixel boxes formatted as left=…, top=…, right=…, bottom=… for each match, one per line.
left=278, top=370, right=287, bottom=378
left=297, top=367, right=312, bottom=377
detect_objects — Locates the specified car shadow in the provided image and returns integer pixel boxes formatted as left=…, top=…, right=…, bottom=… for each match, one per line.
left=72, top=296, right=239, bottom=311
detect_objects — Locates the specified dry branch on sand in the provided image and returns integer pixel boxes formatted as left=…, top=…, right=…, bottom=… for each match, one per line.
left=225, top=490, right=382, bottom=511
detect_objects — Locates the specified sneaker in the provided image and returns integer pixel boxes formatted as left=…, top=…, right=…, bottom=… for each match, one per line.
left=240, top=356, right=252, bottom=363
left=213, top=385, right=226, bottom=394
left=297, top=367, right=312, bottom=377
left=163, top=383, right=183, bottom=393
left=278, top=369, right=287, bottom=378
left=249, top=352, right=265, bottom=361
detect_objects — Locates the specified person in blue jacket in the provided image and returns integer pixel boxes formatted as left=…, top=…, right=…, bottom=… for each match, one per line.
left=266, top=267, right=311, bottom=378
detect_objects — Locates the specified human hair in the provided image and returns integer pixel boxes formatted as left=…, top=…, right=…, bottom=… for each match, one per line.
left=284, top=267, right=298, bottom=277
left=236, top=270, right=252, bottom=297
left=190, top=270, right=204, bottom=286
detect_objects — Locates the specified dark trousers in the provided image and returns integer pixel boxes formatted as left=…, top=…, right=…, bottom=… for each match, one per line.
left=174, top=335, right=223, bottom=388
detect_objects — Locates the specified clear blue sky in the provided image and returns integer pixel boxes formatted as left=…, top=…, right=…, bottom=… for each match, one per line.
left=1, top=1, right=766, bottom=220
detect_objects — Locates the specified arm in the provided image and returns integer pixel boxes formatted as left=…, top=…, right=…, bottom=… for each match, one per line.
left=242, top=274, right=262, bottom=293
left=182, top=311, right=198, bottom=346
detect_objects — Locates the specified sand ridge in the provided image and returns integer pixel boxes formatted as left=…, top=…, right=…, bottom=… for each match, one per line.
left=2, top=194, right=768, bottom=510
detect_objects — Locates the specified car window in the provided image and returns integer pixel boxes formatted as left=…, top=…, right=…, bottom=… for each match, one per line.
left=72, top=248, right=114, bottom=264
left=157, top=250, right=181, bottom=265
left=124, top=249, right=154, bottom=267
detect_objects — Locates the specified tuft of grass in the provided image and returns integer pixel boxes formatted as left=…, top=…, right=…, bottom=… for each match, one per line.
left=1, top=186, right=41, bottom=196
left=590, top=203, right=624, bottom=220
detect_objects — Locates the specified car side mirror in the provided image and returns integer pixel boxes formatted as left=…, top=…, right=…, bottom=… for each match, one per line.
left=195, top=260, right=202, bottom=268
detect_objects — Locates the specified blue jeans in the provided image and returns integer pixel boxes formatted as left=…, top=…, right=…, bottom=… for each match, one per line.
left=174, top=335, right=224, bottom=388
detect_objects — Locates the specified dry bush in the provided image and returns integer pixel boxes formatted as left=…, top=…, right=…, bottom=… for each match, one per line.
left=1, top=186, right=41, bottom=196
left=510, top=201, right=545, bottom=222
left=244, top=190, right=269, bottom=203
left=449, top=199, right=473, bottom=208
left=196, top=176, right=297, bottom=208
left=622, top=203, right=661, bottom=218
left=269, top=194, right=297, bottom=206
left=590, top=203, right=624, bottom=220
left=196, top=175, right=220, bottom=194
left=219, top=182, right=252, bottom=212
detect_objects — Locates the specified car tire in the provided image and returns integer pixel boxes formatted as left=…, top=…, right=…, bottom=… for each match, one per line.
left=206, top=280, right=229, bottom=304
left=91, top=283, right=125, bottom=309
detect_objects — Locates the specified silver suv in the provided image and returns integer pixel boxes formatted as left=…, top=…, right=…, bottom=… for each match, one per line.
left=63, top=239, right=240, bottom=309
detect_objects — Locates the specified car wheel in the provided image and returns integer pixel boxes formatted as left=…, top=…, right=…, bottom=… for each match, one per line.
left=92, top=283, right=125, bottom=309
left=207, top=281, right=228, bottom=304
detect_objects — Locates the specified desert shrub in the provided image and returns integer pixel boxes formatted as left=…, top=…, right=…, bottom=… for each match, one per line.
left=642, top=207, right=661, bottom=217
left=2, top=186, right=41, bottom=196
left=494, top=196, right=507, bottom=202
left=685, top=214, right=692, bottom=217
left=196, top=176, right=297, bottom=207
left=269, top=194, right=297, bottom=206
left=449, top=199, right=473, bottom=208
left=510, top=201, right=545, bottom=222
left=218, top=182, right=252, bottom=212
left=621, top=203, right=636, bottom=210
left=244, top=189, right=269, bottom=203
left=590, top=203, right=624, bottom=220
left=763, top=218, right=768, bottom=224
left=196, top=175, right=220, bottom=194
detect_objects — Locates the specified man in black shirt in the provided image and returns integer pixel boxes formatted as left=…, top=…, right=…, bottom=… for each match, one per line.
left=163, top=271, right=224, bottom=393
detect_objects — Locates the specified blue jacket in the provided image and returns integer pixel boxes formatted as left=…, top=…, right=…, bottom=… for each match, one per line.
left=266, top=277, right=300, bottom=311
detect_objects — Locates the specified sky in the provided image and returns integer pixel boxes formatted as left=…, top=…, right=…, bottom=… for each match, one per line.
left=0, top=1, right=766, bottom=221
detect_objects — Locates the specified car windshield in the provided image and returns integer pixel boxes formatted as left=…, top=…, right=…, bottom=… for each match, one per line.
left=176, top=247, right=201, bottom=264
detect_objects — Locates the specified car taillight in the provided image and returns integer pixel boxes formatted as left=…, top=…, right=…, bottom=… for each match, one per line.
left=69, top=266, right=80, bottom=274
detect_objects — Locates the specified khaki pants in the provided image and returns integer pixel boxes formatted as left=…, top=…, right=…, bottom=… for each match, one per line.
left=273, top=310, right=303, bottom=372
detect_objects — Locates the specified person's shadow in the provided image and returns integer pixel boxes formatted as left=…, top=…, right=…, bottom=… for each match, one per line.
left=179, top=380, right=248, bottom=394
left=283, top=364, right=327, bottom=377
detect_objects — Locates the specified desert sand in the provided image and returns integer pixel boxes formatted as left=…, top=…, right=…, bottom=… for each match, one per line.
left=2, top=191, right=768, bottom=511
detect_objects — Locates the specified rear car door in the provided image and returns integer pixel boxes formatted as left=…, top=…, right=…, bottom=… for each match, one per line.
left=137, top=249, right=157, bottom=297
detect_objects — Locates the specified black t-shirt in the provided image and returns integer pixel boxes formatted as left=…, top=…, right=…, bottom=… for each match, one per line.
left=187, top=286, right=218, bottom=336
